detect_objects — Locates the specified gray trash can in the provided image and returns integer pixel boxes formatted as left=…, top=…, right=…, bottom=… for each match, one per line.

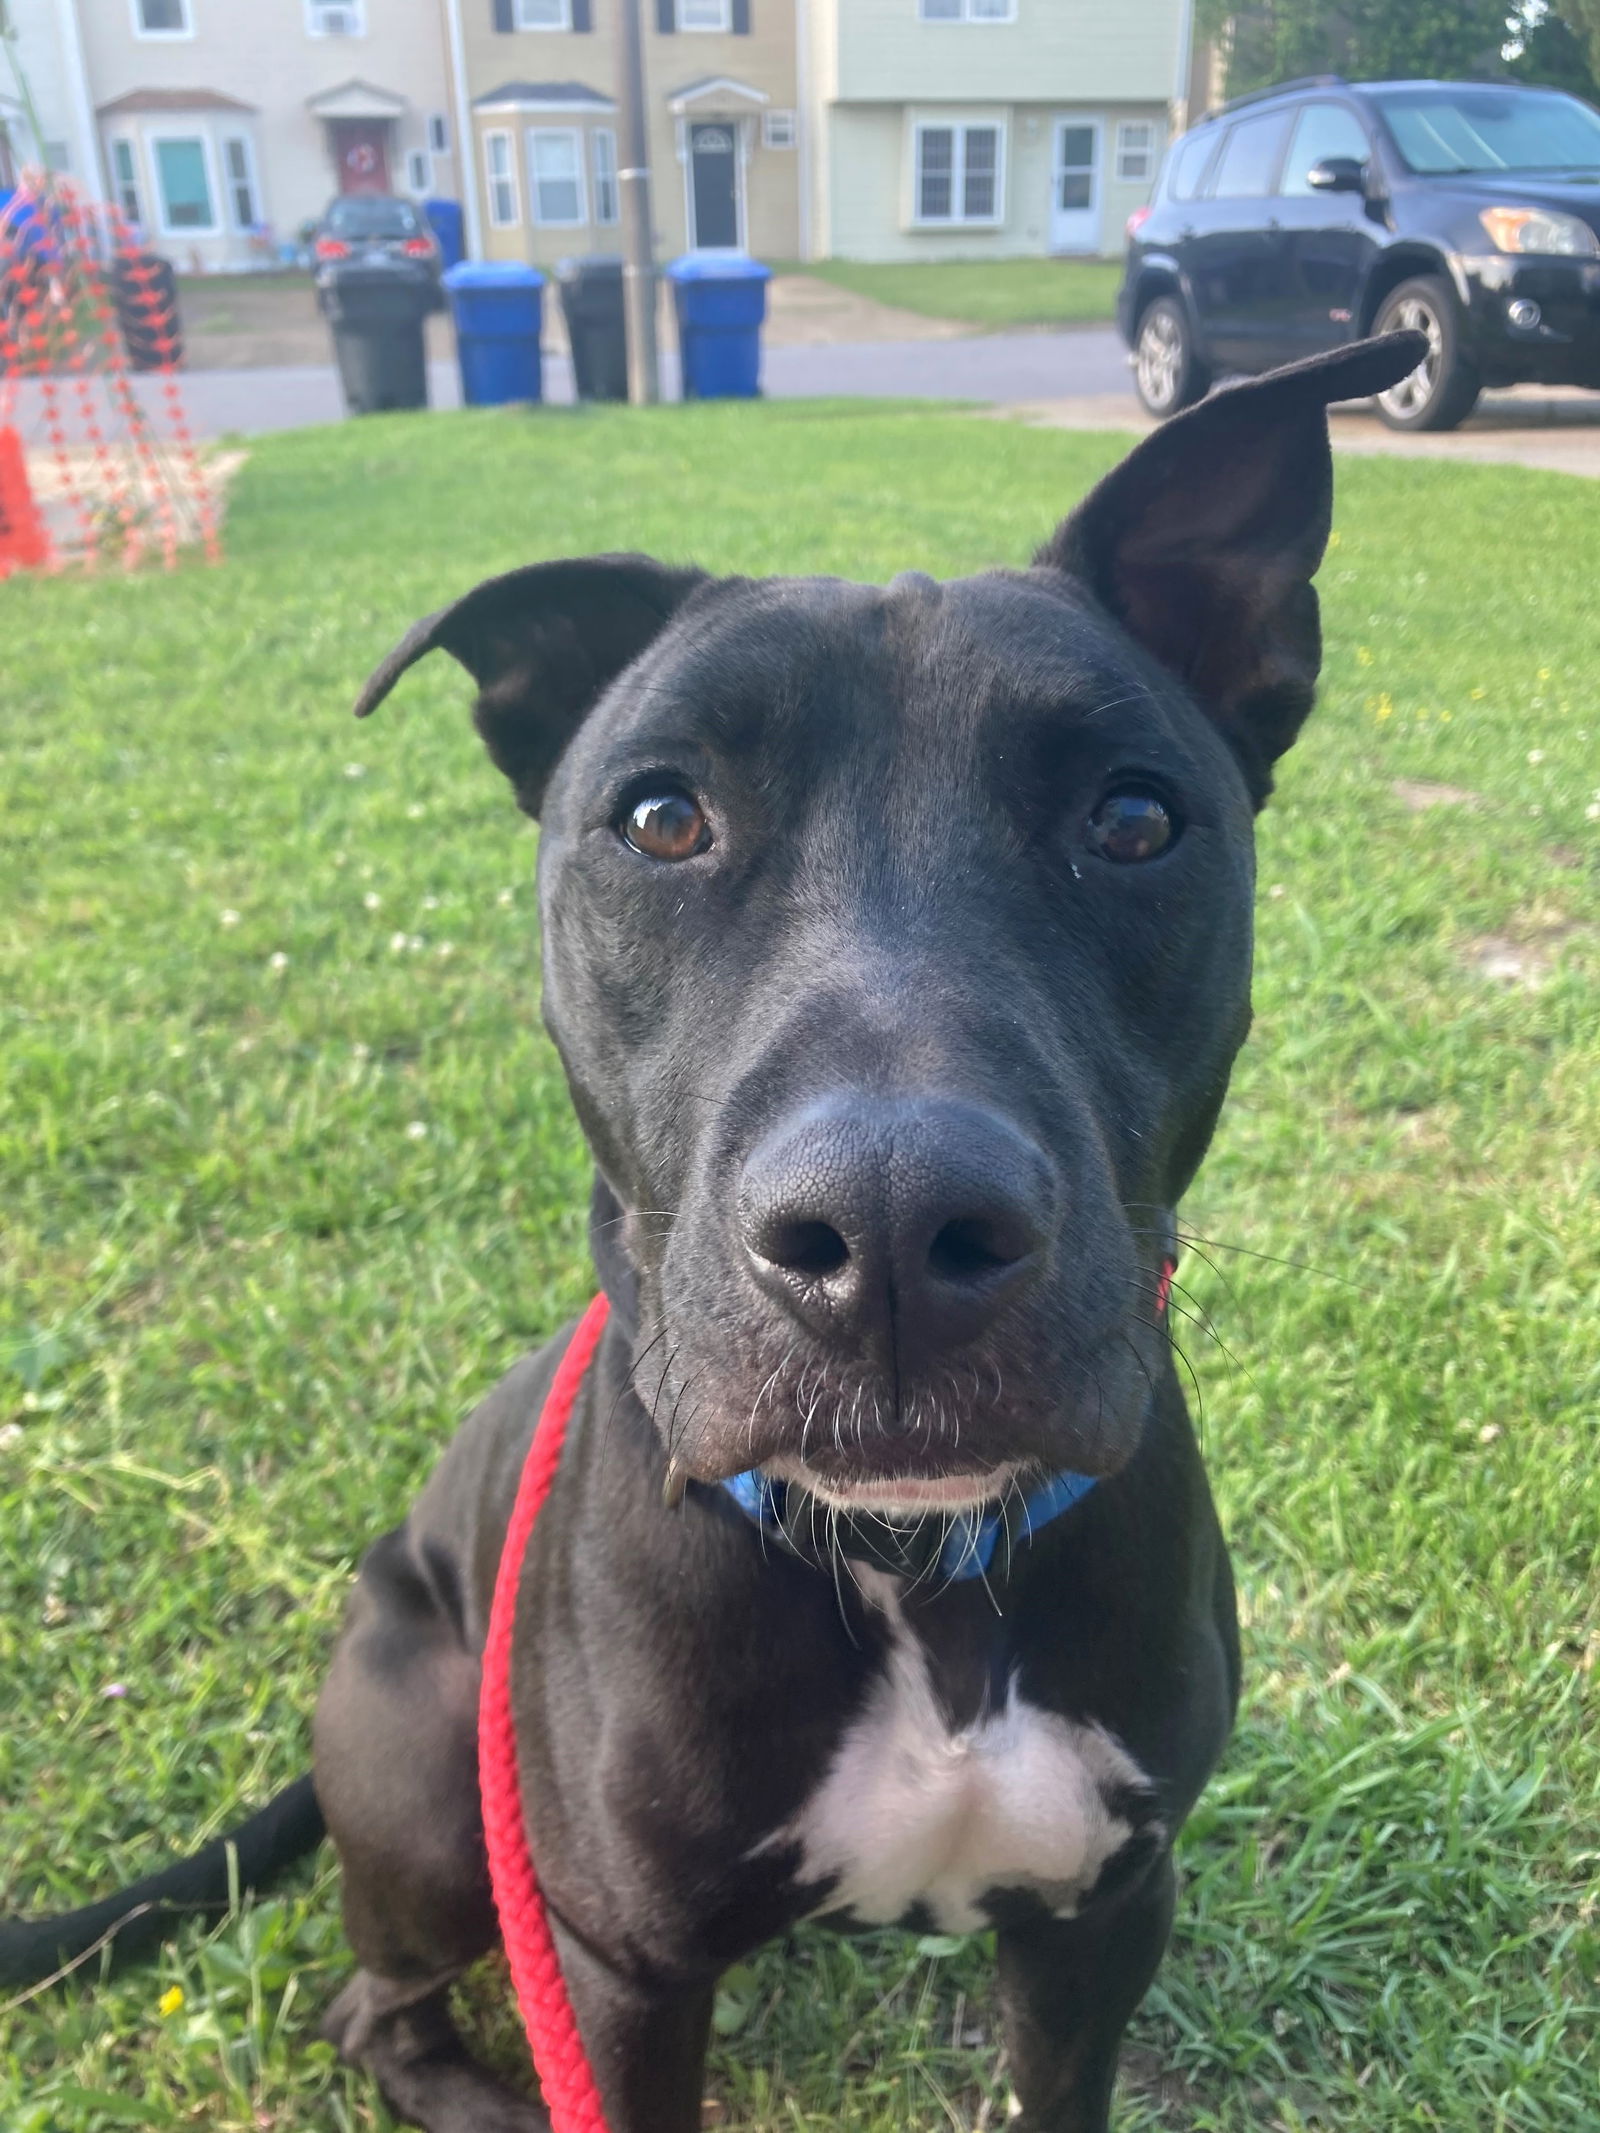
left=317, top=260, right=432, bottom=415
left=556, top=254, right=628, bottom=402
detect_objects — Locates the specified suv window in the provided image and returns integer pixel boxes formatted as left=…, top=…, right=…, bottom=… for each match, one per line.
left=1208, top=109, right=1291, bottom=199
left=1281, top=103, right=1371, bottom=195
left=1163, top=127, right=1217, bottom=203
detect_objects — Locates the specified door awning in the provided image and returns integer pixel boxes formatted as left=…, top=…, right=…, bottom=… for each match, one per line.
left=306, top=80, right=409, bottom=123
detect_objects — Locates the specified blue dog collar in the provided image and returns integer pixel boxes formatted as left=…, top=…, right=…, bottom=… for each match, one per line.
left=719, top=1465, right=1098, bottom=1582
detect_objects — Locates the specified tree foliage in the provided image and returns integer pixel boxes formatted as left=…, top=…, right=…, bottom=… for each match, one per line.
left=1194, top=1, right=1600, bottom=105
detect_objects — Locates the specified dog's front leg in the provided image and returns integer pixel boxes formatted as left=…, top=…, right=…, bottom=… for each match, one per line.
left=547, top=1916, right=714, bottom=2133
left=995, top=1858, right=1176, bottom=2132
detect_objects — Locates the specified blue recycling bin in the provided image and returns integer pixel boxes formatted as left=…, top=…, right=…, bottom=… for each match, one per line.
left=443, top=260, right=545, bottom=406
left=424, top=197, right=465, bottom=270
left=666, top=253, right=771, bottom=400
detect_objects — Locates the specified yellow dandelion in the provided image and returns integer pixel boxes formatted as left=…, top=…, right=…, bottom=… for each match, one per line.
left=1356, top=645, right=1373, bottom=666
left=1470, top=687, right=1486, bottom=701
left=1376, top=694, right=1394, bottom=721
left=159, top=1984, right=184, bottom=2017
left=1440, top=710, right=1452, bottom=723
left=1537, top=666, right=1551, bottom=680
left=1328, top=530, right=1342, bottom=547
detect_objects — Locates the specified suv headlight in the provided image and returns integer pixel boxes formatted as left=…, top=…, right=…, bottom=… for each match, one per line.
left=1479, top=205, right=1600, bottom=257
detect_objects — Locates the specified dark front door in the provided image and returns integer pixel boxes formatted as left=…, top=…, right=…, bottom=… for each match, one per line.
left=332, top=120, right=390, bottom=196
left=689, top=122, right=739, bottom=249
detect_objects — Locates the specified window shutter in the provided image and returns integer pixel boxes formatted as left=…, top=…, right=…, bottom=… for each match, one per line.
left=572, top=0, right=592, bottom=23
left=732, top=0, right=751, bottom=28
left=493, top=0, right=513, bottom=30
left=656, top=0, right=676, bottom=30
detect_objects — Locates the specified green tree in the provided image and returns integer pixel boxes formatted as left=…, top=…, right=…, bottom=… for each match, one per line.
left=1510, top=3, right=1600, bottom=96
left=1197, top=0, right=1520, bottom=101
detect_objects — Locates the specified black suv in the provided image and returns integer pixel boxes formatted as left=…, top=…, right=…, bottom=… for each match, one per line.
left=1119, top=77, right=1600, bottom=429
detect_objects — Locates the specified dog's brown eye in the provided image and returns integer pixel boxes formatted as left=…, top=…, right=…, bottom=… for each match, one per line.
left=622, top=790, right=710, bottom=861
left=1087, top=789, right=1175, bottom=864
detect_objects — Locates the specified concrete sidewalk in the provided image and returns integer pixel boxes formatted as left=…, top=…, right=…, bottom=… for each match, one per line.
left=994, top=384, right=1600, bottom=479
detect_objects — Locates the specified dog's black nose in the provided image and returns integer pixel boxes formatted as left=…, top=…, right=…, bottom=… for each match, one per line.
left=738, top=1098, right=1055, bottom=1362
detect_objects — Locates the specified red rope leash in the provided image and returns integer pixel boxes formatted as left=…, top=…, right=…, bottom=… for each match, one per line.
left=479, top=1291, right=613, bottom=2133
left=478, top=1260, right=1175, bottom=2126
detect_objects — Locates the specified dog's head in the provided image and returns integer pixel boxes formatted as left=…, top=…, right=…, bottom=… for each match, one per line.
left=358, top=336, right=1421, bottom=1511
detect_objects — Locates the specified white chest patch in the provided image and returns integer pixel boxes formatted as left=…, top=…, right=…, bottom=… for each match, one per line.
left=771, top=1574, right=1158, bottom=1934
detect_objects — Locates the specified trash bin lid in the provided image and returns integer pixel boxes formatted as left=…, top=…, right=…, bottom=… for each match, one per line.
left=556, top=253, right=625, bottom=283
left=443, top=260, right=546, bottom=290
left=664, top=251, right=772, bottom=282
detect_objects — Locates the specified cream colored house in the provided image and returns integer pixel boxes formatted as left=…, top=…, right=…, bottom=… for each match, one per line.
left=72, top=0, right=460, bottom=269
left=1, top=0, right=105, bottom=193
left=455, top=0, right=801, bottom=269
left=803, top=0, right=1190, bottom=262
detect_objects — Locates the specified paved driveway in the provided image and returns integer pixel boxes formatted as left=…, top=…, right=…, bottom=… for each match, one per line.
left=9, top=325, right=1600, bottom=478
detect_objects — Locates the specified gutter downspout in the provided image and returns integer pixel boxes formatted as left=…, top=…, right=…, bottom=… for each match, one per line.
left=54, top=0, right=106, bottom=201
left=443, top=0, right=483, bottom=261
left=794, top=0, right=812, bottom=262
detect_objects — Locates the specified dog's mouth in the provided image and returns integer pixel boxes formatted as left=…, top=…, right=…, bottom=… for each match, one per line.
left=764, top=1455, right=1018, bottom=1518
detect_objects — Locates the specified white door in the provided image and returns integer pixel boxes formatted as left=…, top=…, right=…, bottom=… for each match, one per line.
left=1050, top=119, right=1101, bottom=254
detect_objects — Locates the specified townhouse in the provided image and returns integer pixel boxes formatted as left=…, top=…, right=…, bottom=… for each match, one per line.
left=457, top=0, right=802, bottom=269
left=804, top=0, right=1192, bottom=263
left=3, top=1, right=1198, bottom=269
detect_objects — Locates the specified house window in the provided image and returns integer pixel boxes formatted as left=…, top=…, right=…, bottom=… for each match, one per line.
left=153, top=136, right=215, bottom=230
left=515, top=0, right=570, bottom=25
left=406, top=148, right=432, bottom=193
left=920, top=0, right=1015, bottom=19
left=914, top=122, right=1003, bottom=224
left=429, top=113, right=450, bottom=154
left=222, top=135, right=259, bottom=226
left=484, top=129, right=519, bottom=225
left=528, top=127, right=585, bottom=224
left=134, top=0, right=191, bottom=33
left=111, top=140, right=143, bottom=221
left=762, top=108, right=796, bottom=149
left=1115, top=120, right=1156, bottom=182
left=306, top=0, right=364, bottom=31
left=592, top=126, right=619, bottom=223
left=678, top=0, right=731, bottom=26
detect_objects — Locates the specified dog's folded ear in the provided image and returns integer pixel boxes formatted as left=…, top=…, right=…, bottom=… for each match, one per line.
left=1037, top=330, right=1426, bottom=807
left=354, top=554, right=710, bottom=813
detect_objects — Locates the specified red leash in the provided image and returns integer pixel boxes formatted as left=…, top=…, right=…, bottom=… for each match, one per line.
left=478, top=1291, right=613, bottom=2133
left=478, top=1261, right=1176, bottom=2128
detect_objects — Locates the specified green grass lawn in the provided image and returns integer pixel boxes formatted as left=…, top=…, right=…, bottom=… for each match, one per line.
left=799, top=257, right=1121, bottom=328
left=2, top=403, right=1597, bottom=2132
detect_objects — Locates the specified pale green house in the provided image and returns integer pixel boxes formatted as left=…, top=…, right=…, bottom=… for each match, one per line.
left=800, top=0, right=1193, bottom=262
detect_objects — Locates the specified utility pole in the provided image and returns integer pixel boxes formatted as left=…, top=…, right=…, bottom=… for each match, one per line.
left=616, top=0, right=660, bottom=405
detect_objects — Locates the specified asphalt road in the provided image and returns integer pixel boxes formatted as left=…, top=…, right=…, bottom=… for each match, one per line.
left=4, top=327, right=1136, bottom=441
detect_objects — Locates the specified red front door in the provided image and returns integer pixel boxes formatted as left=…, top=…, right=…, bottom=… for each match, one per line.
left=332, top=121, right=390, bottom=195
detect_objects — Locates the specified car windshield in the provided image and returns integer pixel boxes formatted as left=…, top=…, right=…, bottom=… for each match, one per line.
left=326, top=198, right=423, bottom=237
left=1372, top=86, right=1600, bottom=175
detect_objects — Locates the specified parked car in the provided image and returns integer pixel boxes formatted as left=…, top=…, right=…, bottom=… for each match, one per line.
left=1119, top=77, right=1600, bottom=430
left=311, top=195, right=444, bottom=312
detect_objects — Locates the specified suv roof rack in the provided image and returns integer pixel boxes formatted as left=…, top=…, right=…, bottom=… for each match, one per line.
left=1195, top=74, right=1350, bottom=125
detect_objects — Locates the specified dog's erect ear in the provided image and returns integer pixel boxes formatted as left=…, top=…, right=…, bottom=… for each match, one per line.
left=353, top=554, right=710, bottom=812
left=1037, top=331, right=1426, bottom=806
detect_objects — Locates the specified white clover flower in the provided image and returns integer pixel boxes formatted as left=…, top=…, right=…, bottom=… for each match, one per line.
left=437, top=941, right=454, bottom=959
left=497, top=887, right=514, bottom=906
left=390, top=931, right=409, bottom=952
left=268, top=951, right=289, bottom=972
left=407, top=803, right=425, bottom=820
left=364, top=892, right=382, bottom=911
left=344, top=763, right=366, bottom=779
left=220, top=908, right=240, bottom=928
left=1527, top=749, right=1545, bottom=764
left=422, top=895, right=440, bottom=911
left=405, top=1120, right=428, bottom=1140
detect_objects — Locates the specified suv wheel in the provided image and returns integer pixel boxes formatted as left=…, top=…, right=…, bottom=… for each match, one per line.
left=1371, top=277, right=1480, bottom=432
left=1132, top=296, right=1211, bottom=419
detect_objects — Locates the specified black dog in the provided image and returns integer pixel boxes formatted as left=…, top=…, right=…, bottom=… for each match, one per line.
left=2, top=333, right=1422, bottom=2131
